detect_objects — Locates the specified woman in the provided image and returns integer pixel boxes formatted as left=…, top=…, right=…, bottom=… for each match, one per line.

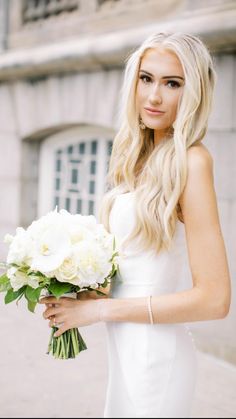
left=40, top=32, right=231, bottom=418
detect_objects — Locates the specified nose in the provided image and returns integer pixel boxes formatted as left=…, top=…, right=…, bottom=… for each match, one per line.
left=149, top=83, right=162, bottom=105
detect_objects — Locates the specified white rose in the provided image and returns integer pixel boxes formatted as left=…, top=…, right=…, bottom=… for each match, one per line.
left=53, top=254, right=79, bottom=283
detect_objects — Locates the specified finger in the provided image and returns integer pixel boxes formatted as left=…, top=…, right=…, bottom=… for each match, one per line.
left=45, top=303, right=56, bottom=309
left=49, top=317, right=56, bottom=328
left=54, top=324, right=69, bottom=338
left=49, top=316, right=64, bottom=328
left=39, top=297, right=60, bottom=305
left=43, top=306, right=62, bottom=319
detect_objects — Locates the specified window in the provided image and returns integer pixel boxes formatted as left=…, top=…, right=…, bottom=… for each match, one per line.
left=53, top=139, right=101, bottom=214
left=38, top=126, right=114, bottom=219
left=97, top=0, right=120, bottom=6
left=23, top=0, right=79, bottom=23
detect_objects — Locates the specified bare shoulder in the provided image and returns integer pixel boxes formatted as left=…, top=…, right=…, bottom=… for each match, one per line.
left=179, top=141, right=217, bottom=226
left=186, top=142, right=213, bottom=171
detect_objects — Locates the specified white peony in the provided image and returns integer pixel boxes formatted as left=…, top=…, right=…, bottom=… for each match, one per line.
left=76, top=214, right=98, bottom=231
left=73, top=240, right=112, bottom=288
left=7, top=227, right=34, bottom=266
left=94, top=224, right=115, bottom=256
left=59, top=209, right=95, bottom=244
left=4, top=234, right=14, bottom=245
left=28, top=208, right=62, bottom=241
left=30, top=226, right=71, bottom=273
left=59, top=210, right=97, bottom=231
left=4, top=208, right=118, bottom=293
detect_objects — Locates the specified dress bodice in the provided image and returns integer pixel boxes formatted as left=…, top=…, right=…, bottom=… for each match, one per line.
left=105, top=191, right=197, bottom=418
left=109, top=192, right=193, bottom=297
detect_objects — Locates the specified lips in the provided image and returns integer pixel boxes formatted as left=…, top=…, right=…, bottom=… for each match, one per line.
left=144, top=107, right=165, bottom=115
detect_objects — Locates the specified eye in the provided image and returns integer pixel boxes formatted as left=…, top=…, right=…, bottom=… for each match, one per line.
left=139, top=74, right=152, bottom=84
left=166, top=80, right=181, bottom=88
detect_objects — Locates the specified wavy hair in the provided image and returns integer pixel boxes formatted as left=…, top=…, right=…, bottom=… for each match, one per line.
left=99, top=31, right=217, bottom=254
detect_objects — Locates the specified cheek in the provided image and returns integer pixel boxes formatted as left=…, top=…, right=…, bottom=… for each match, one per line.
left=168, top=92, right=182, bottom=117
left=136, top=83, right=146, bottom=105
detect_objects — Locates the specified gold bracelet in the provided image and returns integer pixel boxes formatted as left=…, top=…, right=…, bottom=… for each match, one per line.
left=147, top=295, right=154, bottom=324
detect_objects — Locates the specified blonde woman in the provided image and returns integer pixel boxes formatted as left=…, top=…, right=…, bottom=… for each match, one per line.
left=41, top=32, right=231, bottom=418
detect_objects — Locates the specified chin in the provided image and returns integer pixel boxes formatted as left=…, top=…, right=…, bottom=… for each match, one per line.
left=145, top=123, right=169, bottom=131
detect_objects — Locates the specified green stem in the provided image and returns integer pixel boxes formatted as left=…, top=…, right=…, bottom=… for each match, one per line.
left=71, top=328, right=79, bottom=356
left=47, top=327, right=54, bottom=354
left=60, top=333, right=66, bottom=359
left=46, top=327, right=87, bottom=359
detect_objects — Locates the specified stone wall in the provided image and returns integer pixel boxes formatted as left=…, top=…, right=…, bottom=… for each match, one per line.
left=8, top=0, right=184, bottom=49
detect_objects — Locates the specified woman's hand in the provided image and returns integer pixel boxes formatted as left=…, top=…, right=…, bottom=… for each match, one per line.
left=77, top=284, right=110, bottom=300
left=39, top=296, right=103, bottom=337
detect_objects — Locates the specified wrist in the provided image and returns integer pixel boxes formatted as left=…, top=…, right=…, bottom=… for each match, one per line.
left=96, top=297, right=111, bottom=322
left=96, top=298, right=107, bottom=323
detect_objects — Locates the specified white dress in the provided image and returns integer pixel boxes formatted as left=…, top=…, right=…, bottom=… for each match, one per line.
left=104, top=192, right=197, bottom=418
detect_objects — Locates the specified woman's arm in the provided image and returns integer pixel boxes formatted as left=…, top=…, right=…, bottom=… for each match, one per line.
left=41, top=144, right=231, bottom=335
left=101, top=144, right=231, bottom=324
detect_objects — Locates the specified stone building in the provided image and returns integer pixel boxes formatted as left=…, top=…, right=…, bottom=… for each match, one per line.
left=0, top=0, right=235, bottom=363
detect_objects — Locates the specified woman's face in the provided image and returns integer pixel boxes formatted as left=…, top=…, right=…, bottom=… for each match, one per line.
left=136, top=46, right=185, bottom=143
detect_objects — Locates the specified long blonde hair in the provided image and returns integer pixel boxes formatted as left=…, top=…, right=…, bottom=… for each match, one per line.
left=99, top=32, right=216, bottom=253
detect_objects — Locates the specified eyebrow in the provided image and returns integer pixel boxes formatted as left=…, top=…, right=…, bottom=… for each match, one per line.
left=139, top=69, right=185, bottom=80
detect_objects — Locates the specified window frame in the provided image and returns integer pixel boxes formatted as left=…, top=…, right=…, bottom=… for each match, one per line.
left=38, top=125, right=114, bottom=219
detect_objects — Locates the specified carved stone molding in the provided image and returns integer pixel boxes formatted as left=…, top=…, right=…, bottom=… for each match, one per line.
left=0, top=1, right=235, bottom=81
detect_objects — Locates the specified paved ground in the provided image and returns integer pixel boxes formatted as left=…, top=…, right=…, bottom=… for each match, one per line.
left=0, top=295, right=236, bottom=418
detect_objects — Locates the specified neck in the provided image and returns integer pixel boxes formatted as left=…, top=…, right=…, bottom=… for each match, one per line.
left=154, top=128, right=173, bottom=146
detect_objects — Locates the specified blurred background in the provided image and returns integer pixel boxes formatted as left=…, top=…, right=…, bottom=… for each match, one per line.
left=0, top=0, right=235, bottom=417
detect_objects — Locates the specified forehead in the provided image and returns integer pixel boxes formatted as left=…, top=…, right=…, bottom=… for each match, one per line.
left=140, top=46, right=184, bottom=76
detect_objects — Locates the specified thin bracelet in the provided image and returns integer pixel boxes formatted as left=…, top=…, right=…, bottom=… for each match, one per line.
left=147, top=295, right=154, bottom=324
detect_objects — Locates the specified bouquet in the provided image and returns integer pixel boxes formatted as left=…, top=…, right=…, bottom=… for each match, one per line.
left=0, top=208, right=118, bottom=359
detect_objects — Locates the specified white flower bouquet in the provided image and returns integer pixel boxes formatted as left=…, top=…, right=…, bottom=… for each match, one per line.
left=0, top=208, right=118, bottom=359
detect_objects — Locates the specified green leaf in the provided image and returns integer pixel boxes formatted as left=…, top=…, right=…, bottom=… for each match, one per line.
left=48, top=281, right=73, bottom=298
left=4, top=286, right=26, bottom=304
left=109, top=251, right=119, bottom=263
left=25, top=286, right=42, bottom=303
left=16, top=291, right=25, bottom=305
left=107, top=262, right=118, bottom=280
left=27, top=299, right=37, bottom=313
left=0, top=274, right=11, bottom=292
left=94, top=289, right=107, bottom=296
left=101, top=278, right=108, bottom=288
